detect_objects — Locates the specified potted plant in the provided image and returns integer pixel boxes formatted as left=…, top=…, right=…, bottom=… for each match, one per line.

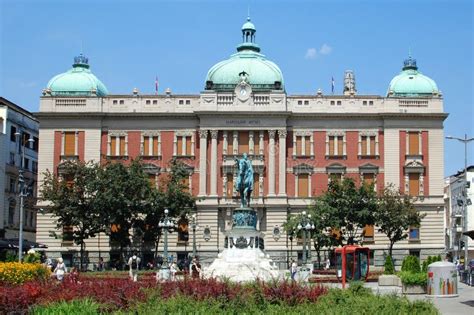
left=378, top=255, right=401, bottom=286
left=399, top=255, right=426, bottom=294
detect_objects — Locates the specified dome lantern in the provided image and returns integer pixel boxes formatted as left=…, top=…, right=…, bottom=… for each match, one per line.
left=237, top=16, right=260, bottom=53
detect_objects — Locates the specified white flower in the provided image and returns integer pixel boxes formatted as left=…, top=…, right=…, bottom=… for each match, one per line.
left=27, top=249, right=36, bottom=255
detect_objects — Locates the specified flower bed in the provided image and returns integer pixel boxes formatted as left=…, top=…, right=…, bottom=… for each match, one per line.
left=0, top=262, right=50, bottom=285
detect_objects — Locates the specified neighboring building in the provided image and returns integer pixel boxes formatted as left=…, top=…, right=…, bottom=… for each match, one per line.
left=36, top=18, right=447, bottom=268
left=445, top=166, right=474, bottom=261
left=0, top=97, right=39, bottom=241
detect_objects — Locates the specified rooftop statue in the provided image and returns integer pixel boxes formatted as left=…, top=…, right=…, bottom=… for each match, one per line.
left=235, top=153, right=254, bottom=208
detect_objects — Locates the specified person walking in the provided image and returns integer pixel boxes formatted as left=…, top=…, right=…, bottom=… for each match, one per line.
left=170, top=261, right=178, bottom=281
left=54, top=257, right=67, bottom=282
left=128, top=252, right=141, bottom=282
left=191, top=257, right=201, bottom=279
left=290, top=259, right=298, bottom=281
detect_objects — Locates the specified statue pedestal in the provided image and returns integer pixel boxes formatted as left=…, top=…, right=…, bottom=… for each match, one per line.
left=203, top=207, right=280, bottom=282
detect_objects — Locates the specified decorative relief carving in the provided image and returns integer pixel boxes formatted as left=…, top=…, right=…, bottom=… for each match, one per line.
left=199, top=129, right=208, bottom=139
left=176, top=130, right=195, bottom=137
left=210, top=130, right=218, bottom=139
left=278, top=129, right=287, bottom=138
left=142, top=131, right=161, bottom=137
left=294, top=130, right=313, bottom=137
left=268, top=129, right=276, bottom=138
left=108, top=131, right=128, bottom=137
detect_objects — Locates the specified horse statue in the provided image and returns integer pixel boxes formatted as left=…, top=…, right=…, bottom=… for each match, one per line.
left=235, top=153, right=254, bottom=208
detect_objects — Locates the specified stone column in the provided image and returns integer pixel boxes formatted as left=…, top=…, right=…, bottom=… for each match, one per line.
left=278, top=129, right=287, bottom=196
left=210, top=130, right=218, bottom=196
left=198, top=129, right=208, bottom=196
left=268, top=129, right=276, bottom=196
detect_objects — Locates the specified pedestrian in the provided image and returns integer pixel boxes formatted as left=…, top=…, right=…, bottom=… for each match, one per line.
left=191, top=257, right=201, bottom=279
left=170, top=261, right=178, bottom=281
left=324, top=258, right=331, bottom=270
left=128, top=252, right=141, bottom=282
left=69, top=266, right=79, bottom=284
left=290, top=259, right=297, bottom=281
left=54, top=257, right=67, bottom=282
left=97, top=257, right=104, bottom=271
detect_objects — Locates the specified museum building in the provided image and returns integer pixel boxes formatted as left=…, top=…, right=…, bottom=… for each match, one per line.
left=36, top=18, right=447, bottom=268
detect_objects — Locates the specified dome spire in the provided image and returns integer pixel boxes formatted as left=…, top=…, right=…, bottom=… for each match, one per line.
left=402, top=53, right=418, bottom=71
left=237, top=16, right=260, bottom=53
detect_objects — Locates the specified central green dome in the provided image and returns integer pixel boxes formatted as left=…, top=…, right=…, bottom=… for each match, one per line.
left=46, top=54, right=108, bottom=97
left=205, top=17, right=284, bottom=91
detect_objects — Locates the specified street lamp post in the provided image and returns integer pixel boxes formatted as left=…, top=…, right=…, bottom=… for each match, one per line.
left=446, top=134, right=474, bottom=269
left=297, top=211, right=315, bottom=266
left=158, top=209, right=174, bottom=279
left=191, top=213, right=197, bottom=259
left=15, top=131, right=34, bottom=262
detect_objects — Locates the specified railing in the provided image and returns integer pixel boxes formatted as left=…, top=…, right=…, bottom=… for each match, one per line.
left=399, top=100, right=429, bottom=107
left=55, top=99, right=86, bottom=106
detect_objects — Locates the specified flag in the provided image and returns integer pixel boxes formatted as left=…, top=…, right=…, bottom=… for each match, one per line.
left=155, top=76, right=159, bottom=95
left=331, top=77, right=335, bottom=94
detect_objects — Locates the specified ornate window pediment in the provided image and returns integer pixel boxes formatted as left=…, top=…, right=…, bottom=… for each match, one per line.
left=293, top=163, right=314, bottom=175
left=359, top=163, right=379, bottom=174
left=404, top=160, right=425, bottom=173
left=326, top=163, right=346, bottom=174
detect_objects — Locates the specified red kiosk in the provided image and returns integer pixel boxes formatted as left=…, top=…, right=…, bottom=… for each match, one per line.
left=335, top=245, right=370, bottom=288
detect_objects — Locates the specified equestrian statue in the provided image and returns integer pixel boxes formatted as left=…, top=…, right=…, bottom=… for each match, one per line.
left=235, top=153, right=254, bottom=208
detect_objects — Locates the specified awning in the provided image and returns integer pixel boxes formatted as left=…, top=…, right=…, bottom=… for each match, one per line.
left=4, top=238, right=48, bottom=250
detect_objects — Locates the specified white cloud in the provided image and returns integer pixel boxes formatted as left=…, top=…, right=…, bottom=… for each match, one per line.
left=305, top=48, right=317, bottom=59
left=319, top=43, right=332, bottom=55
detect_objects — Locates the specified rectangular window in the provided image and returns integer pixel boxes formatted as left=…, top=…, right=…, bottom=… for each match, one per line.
left=305, top=138, right=311, bottom=156
left=22, top=132, right=31, bottom=147
left=330, top=101, right=335, bottom=106
left=9, top=177, right=16, bottom=193
left=409, top=227, right=420, bottom=241
left=337, top=100, right=342, bottom=105
left=186, top=100, right=191, bottom=105
left=363, top=173, right=375, bottom=186
left=153, top=100, right=158, bottom=104
left=226, top=174, right=233, bottom=198
left=362, top=101, right=367, bottom=106
left=408, top=173, right=420, bottom=196
left=408, top=132, right=419, bottom=155
left=361, top=135, right=376, bottom=156
left=64, top=132, right=76, bottom=156
left=9, top=152, right=15, bottom=165
left=146, top=100, right=151, bottom=105
left=143, top=136, right=159, bottom=156
left=10, top=126, right=17, bottom=142
left=179, top=100, right=184, bottom=105
left=119, top=136, right=126, bottom=156
left=254, top=136, right=259, bottom=155
left=296, top=136, right=302, bottom=156
left=363, top=225, right=374, bottom=242
left=33, top=136, right=39, bottom=151
left=62, top=226, right=74, bottom=243
left=176, top=136, right=192, bottom=156
left=110, top=137, right=117, bottom=156
left=329, top=173, right=342, bottom=184
left=23, top=158, right=30, bottom=170
left=143, top=137, right=150, bottom=155
left=361, top=136, right=367, bottom=155
left=328, top=136, right=344, bottom=156
left=238, top=131, right=249, bottom=154
left=297, top=174, right=309, bottom=197
left=119, top=100, right=124, bottom=105
left=8, top=203, right=15, bottom=225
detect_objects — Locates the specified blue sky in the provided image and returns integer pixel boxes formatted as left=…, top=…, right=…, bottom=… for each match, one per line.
left=1, top=0, right=472, bottom=176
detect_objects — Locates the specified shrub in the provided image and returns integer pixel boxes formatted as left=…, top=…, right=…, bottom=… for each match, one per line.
left=0, top=262, right=50, bottom=285
left=32, top=298, right=103, bottom=315
left=401, top=255, right=421, bottom=273
left=24, top=250, right=42, bottom=263
left=383, top=255, right=395, bottom=275
left=422, top=255, right=443, bottom=273
left=399, top=271, right=427, bottom=286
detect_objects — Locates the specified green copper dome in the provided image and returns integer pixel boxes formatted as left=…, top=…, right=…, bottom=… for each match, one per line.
left=387, top=56, right=438, bottom=97
left=205, top=17, right=284, bottom=91
left=46, top=54, right=108, bottom=97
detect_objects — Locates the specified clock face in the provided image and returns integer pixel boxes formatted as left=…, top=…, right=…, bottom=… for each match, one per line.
left=235, top=83, right=251, bottom=101
left=240, top=86, right=247, bottom=96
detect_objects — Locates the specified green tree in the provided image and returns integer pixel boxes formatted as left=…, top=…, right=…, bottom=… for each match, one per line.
left=374, top=184, right=425, bottom=258
left=41, top=161, right=101, bottom=270
left=316, top=178, right=377, bottom=245
left=141, top=159, right=198, bottom=260
left=95, top=159, right=152, bottom=267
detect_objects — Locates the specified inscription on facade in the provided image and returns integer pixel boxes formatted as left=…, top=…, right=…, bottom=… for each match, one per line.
left=225, top=119, right=261, bottom=125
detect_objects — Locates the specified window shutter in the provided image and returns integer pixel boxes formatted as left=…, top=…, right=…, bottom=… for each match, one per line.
left=298, top=174, right=309, bottom=197
left=296, top=136, right=302, bottom=156
left=337, top=136, right=344, bottom=156
left=253, top=173, right=259, bottom=197
left=143, top=137, right=150, bottom=155
left=370, top=136, right=376, bottom=155
left=153, top=136, right=159, bottom=156
left=177, top=136, right=183, bottom=155
left=64, top=132, right=75, bottom=156
left=361, top=136, right=367, bottom=155
left=226, top=174, right=233, bottom=197
left=329, top=136, right=335, bottom=156
left=305, top=137, right=311, bottom=156
left=409, top=173, right=420, bottom=196
left=119, top=136, right=126, bottom=156
left=185, top=136, right=192, bottom=155
left=110, top=137, right=116, bottom=156
left=409, top=132, right=419, bottom=155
